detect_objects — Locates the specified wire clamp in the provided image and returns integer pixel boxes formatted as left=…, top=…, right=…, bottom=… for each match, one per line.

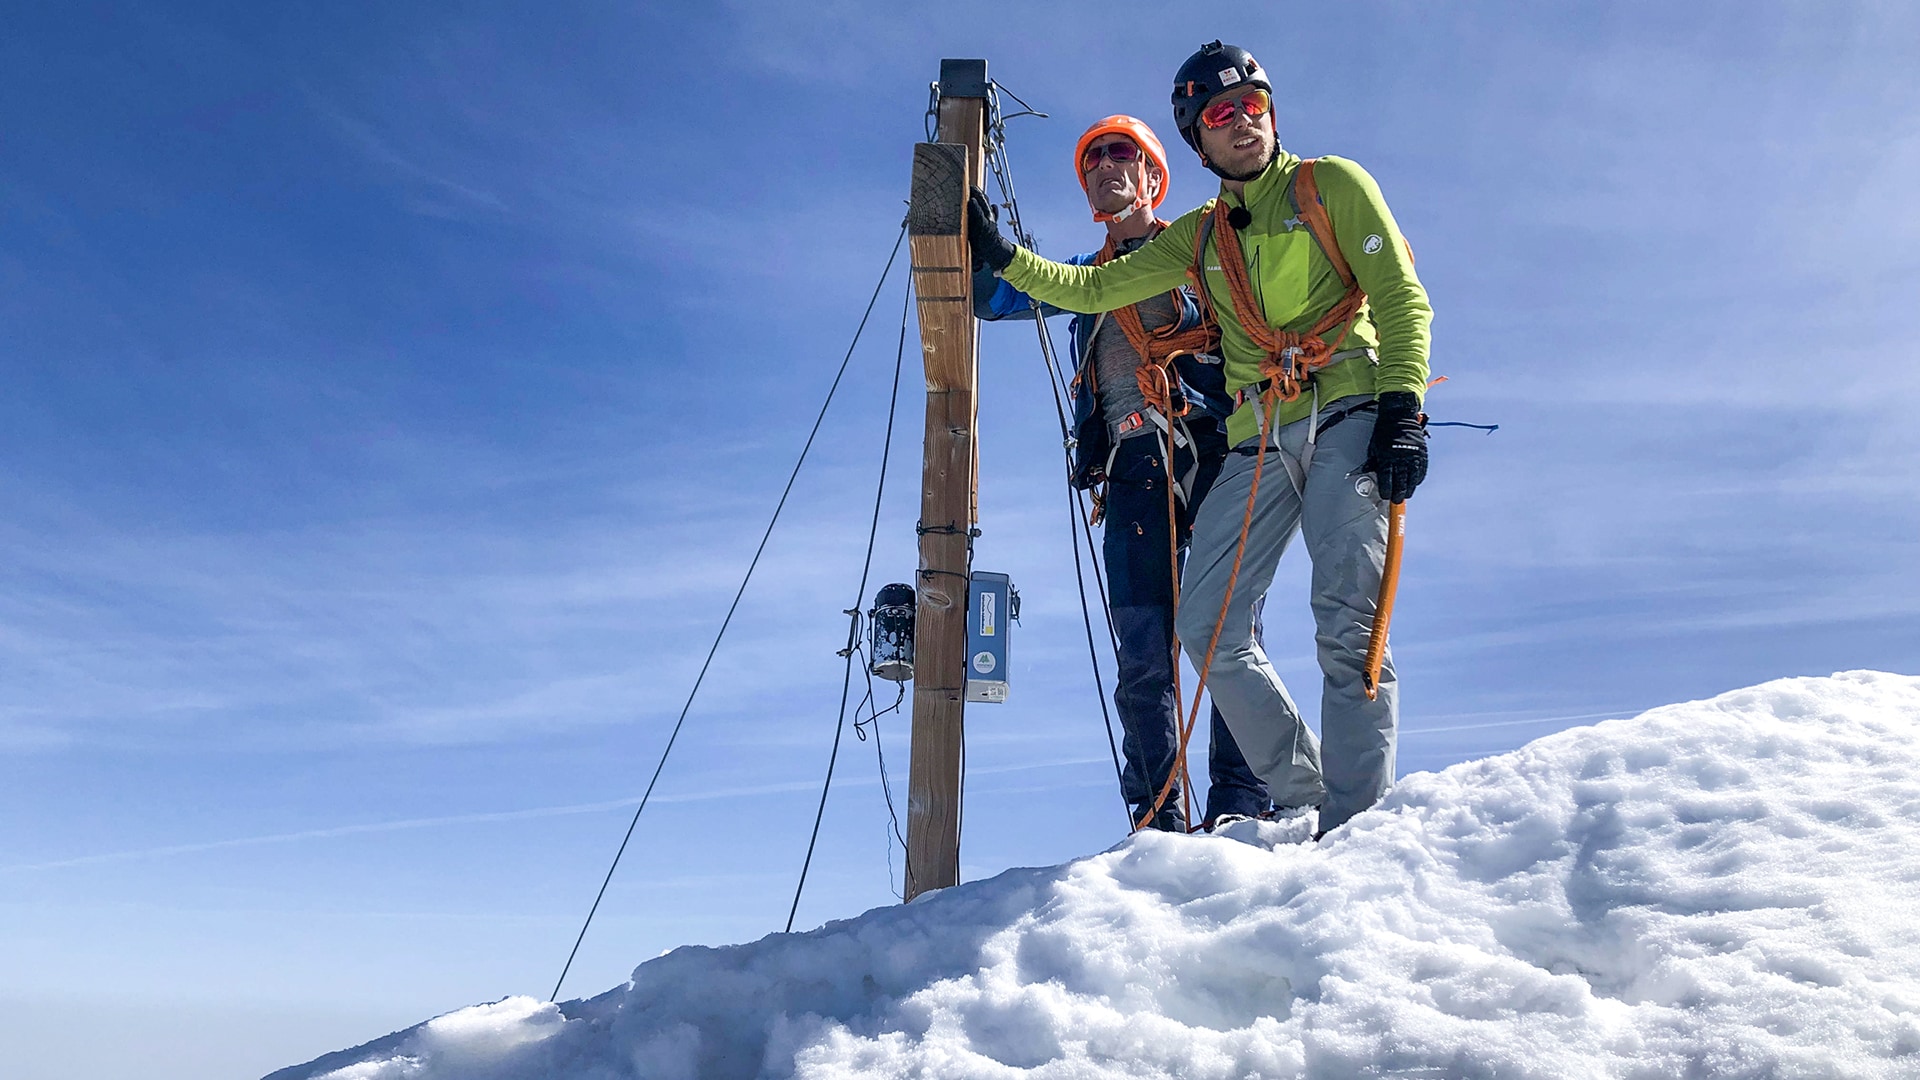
left=916, top=521, right=981, bottom=538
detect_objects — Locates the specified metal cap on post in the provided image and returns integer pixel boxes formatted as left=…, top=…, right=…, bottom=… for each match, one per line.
left=903, top=59, right=986, bottom=901
left=938, top=59, right=989, bottom=99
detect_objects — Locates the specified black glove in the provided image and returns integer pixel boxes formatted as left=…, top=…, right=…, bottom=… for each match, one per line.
left=967, top=188, right=1018, bottom=273
left=1365, top=391, right=1429, bottom=503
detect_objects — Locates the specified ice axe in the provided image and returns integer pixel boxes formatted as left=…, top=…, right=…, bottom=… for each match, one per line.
left=1361, top=500, right=1406, bottom=701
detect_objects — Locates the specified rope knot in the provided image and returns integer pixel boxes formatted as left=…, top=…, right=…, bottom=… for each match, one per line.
left=1134, top=358, right=1189, bottom=418
left=1256, top=331, right=1338, bottom=404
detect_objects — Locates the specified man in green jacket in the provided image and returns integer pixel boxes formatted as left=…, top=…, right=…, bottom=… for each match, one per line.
left=967, top=41, right=1433, bottom=837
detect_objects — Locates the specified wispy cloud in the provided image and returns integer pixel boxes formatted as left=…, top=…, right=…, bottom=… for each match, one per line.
left=0, top=437, right=923, bottom=752
left=0, top=752, right=1107, bottom=875
left=1401, top=709, right=1631, bottom=738
left=307, top=98, right=512, bottom=219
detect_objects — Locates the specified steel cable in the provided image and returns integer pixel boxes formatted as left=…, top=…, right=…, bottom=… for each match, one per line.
left=549, top=221, right=909, bottom=1002
left=784, top=263, right=914, bottom=932
left=983, top=85, right=1129, bottom=821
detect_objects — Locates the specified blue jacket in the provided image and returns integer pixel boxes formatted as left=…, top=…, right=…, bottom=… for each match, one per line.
left=974, top=255, right=1231, bottom=490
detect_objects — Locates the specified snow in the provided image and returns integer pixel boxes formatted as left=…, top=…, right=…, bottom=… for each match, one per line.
left=267, top=672, right=1920, bottom=1079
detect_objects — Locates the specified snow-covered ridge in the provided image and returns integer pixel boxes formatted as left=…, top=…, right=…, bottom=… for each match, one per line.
left=270, top=672, right=1920, bottom=1079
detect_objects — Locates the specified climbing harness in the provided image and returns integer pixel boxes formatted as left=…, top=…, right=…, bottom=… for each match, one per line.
left=1101, top=229, right=1219, bottom=506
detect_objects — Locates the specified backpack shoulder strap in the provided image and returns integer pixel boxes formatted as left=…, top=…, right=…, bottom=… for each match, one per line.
left=1289, top=159, right=1355, bottom=291
left=1079, top=312, right=1106, bottom=394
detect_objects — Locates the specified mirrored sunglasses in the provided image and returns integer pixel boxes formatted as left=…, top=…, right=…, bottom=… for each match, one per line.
left=1080, top=141, right=1142, bottom=171
left=1200, top=88, right=1272, bottom=130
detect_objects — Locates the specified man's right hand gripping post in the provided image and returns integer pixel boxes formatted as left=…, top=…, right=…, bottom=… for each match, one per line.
left=967, top=189, right=1018, bottom=273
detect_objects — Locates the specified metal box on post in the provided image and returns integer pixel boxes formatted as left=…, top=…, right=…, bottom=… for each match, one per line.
left=964, top=571, right=1014, bottom=704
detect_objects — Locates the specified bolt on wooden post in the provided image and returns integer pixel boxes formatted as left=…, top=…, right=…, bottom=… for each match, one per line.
left=903, top=59, right=986, bottom=901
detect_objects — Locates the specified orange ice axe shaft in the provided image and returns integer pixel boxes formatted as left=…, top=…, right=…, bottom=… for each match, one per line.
left=1361, top=501, right=1406, bottom=701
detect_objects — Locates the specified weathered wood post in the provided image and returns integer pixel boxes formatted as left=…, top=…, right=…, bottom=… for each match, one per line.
left=903, top=59, right=987, bottom=900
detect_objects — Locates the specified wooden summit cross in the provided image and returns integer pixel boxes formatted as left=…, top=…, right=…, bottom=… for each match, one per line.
left=903, top=59, right=987, bottom=901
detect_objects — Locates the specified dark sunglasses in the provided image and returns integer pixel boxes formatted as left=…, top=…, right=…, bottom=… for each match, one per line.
left=1200, top=88, right=1272, bottom=130
left=1080, top=140, right=1142, bottom=171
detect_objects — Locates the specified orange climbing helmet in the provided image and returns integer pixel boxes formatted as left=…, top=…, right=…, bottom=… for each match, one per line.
left=1073, top=115, right=1170, bottom=224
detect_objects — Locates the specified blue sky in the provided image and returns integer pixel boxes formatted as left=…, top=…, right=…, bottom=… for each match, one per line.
left=2, top=2, right=1916, bottom=1077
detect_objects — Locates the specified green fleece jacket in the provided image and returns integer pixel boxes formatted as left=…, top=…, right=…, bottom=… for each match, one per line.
left=999, top=149, right=1432, bottom=445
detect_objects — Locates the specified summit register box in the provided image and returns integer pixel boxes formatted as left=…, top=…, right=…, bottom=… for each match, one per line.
left=964, top=571, right=1015, bottom=704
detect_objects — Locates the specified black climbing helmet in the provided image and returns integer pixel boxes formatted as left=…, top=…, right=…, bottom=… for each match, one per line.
left=1170, top=40, right=1272, bottom=151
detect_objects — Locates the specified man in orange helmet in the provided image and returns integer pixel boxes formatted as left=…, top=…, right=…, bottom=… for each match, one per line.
left=974, top=116, right=1272, bottom=834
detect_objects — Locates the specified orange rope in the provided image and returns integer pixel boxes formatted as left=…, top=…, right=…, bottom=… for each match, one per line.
left=1166, top=388, right=1194, bottom=830
left=1135, top=161, right=1370, bottom=833
left=1126, top=362, right=1197, bottom=832
left=1133, top=358, right=1179, bottom=418
left=1090, top=225, right=1216, bottom=833
left=1097, top=227, right=1216, bottom=381
left=1206, top=195, right=1364, bottom=404
left=1134, top=401, right=1276, bottom=833
left=1188, top=160, right=1370, bottom=407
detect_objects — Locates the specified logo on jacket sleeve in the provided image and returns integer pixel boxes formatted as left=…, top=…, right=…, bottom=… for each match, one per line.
left=1362, top=234, right=1384, bottom=255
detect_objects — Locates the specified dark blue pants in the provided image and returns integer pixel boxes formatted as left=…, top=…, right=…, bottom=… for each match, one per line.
left=1103, top=429, right=1271, bottom=827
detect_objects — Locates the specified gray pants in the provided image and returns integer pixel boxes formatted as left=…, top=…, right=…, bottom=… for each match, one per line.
left=1174, top=396, right=1397, bottom=832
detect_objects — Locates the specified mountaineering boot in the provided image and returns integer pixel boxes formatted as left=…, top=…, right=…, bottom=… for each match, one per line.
left=1265, top=804, right=1317, bottom=831
left=1134, top=803, right=1187, bottom=833
left=1207, top=805, right=1318, bottom=847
